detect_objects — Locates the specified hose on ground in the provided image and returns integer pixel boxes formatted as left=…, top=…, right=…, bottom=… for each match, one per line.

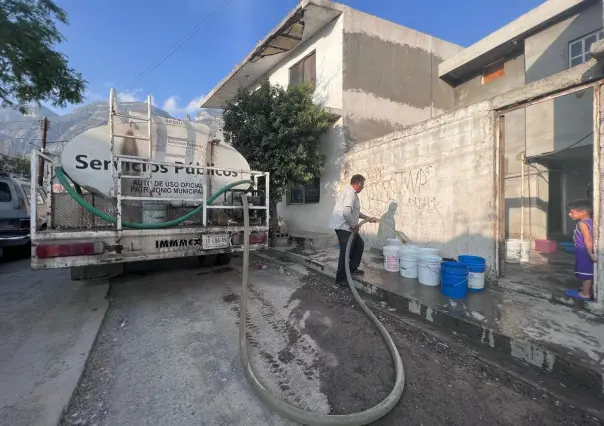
left=56, top=164, right=407, bottom=424
left=54, top=166, right=254, bottom=229
left=240, top=194, right=406, bottom=425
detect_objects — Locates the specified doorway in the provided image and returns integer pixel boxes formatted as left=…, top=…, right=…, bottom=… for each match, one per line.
left=497, top=87, right=596, bottom=300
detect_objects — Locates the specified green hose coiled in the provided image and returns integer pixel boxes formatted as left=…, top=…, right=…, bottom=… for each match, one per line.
left=54, top=166, right=254, bottom=229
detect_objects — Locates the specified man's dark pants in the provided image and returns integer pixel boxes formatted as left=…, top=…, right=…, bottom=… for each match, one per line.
left=335, top=229, right=364, bottom=282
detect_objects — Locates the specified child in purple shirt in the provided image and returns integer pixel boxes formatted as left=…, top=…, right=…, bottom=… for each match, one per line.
left=565, top=200, right=596, bottom=301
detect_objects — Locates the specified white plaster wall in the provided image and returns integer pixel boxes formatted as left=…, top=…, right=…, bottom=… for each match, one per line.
left=276, top=119, right=346, bottom=235
left=266, top=15, right=344, bottom=234
left=266, top=15, right=343, bottom=110
left=340, top=103, right=497, bottom=269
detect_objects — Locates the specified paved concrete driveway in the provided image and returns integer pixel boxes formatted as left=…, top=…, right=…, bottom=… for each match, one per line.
left=61, top=256, right=600, bottom=426
left=0, top=258, right=108, bottom=426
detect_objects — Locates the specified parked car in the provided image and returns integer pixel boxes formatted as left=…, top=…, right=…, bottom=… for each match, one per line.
left=0, top=172, right=47, bottom=258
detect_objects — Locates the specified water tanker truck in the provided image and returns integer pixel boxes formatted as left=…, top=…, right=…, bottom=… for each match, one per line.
left=30, top=89, right=269, bottom=278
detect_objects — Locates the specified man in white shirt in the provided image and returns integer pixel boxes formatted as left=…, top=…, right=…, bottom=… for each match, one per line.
left=329, top=174, right=378, bottom=286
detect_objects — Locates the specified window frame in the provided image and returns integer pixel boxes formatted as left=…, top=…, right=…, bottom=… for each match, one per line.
left=569, top=28, right=604, bottom=68
left=482, top=59, right=505, bottom=85
left=288, top=51, right=317, bottom=88
left=288, top=177, right=321, bottom=205
left=0, top=181, right=13, bottom=202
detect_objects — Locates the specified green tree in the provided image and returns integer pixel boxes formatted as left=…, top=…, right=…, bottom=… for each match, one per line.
left=0, top=153, right=31, bottom=178
left=222, top=80, right=332, bottom=229
left=0, top=0, right=86, bottom=113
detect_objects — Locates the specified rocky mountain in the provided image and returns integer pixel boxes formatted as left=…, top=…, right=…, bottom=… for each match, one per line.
left=0, top=102, right=225, bottom=157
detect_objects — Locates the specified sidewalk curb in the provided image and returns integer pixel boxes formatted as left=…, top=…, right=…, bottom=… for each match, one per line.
left=262, top=248, right=604, bottom=399
left=56, top=279, right=110, bottom=426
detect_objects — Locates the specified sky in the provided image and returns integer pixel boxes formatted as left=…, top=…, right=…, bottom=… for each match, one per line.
left=51, top=0, right=546, bottom=117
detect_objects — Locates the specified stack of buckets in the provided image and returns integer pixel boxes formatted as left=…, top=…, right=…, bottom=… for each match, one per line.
left=441, top=255, right=487, bottom=298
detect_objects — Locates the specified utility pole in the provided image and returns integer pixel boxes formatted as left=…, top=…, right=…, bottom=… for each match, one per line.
left=38, top=117, right=49, bottom=186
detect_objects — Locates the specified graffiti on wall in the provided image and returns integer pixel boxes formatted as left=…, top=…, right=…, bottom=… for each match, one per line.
left=396, top=166, right=440, bottom=213
left=353, top=164, right=441, bottom=216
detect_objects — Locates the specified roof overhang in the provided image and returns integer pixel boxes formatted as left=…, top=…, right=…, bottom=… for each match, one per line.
left=200, top=0, right=343, bottom=109
left=439, top=0, right=596, bottom=85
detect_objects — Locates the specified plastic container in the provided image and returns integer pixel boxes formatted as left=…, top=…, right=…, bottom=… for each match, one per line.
left=440, top=261, right=469, bottom=298
left=418, top=247, right=439, bottom=256
left=535, top=239, right=557, bottom=254
left=560, top=242, right=575, bottom=254
left=386, top=238, right=403, bottom=246
left=520, top=240, right=531, bottom=263
left=417, top=255, right=442, bottom=286
left=399, top=251, right=419, bottom=278
left=141, top=201, right=168, bottom=224
left=383, top=245, right=400, bottom=272
left=505, top=239, right=521, bottom=263
left=458, top=255, right=486, bottom=292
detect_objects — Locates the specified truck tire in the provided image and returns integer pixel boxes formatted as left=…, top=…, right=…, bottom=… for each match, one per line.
left=215, top=253, right=232, bottom=266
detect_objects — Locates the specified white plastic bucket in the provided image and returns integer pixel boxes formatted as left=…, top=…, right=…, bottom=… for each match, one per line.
left=386, top=238, right=403, bottom=246
left=383, top=245, right=400, bottom=272
left=418, top=254, right=442, bottom=286
left=400, top=252, right=419, bottom=278
left=398, top=245, right=419, bottom=257
left=468, top=271, right=485, bottom=291
left=142, top=201, right=168, bottom=224
left=418, top=247, right=439, bottom=256
left=520, top=240, right=530, bottom=263
left=505, top=239, right=521, bottom=263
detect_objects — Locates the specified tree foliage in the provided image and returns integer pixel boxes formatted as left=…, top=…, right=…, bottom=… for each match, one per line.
left=0, top=0, right=86, bottom=113
left=223, top=80, right=332, bottom=207
left=0, top=153, right=30, bottom=178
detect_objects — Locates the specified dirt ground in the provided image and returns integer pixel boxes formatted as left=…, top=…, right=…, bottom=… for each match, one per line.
left=61, top=256, right=602, bottom=426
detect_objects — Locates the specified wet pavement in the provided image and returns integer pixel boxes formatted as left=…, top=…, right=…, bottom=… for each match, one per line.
left=268, top=246, right=604, bottom=395
left=61, top=256, right=602, bottom=425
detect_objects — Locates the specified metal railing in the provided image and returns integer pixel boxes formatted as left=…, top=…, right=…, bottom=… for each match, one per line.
left=29, top=89, right=270, bottom=234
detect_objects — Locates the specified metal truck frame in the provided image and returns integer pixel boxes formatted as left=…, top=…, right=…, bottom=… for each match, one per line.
left=30, top=89, right=270, bottom=272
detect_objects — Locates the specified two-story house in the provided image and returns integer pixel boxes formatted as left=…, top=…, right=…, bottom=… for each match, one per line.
left=439, top=0, right=600, bottom=243
left=200, top=0, right=462, bottom=247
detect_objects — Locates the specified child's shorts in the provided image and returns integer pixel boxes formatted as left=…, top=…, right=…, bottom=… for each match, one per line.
left=575, top=248, right=594, bottom=279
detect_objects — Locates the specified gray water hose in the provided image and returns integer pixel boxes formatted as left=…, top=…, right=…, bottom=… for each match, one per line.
left=55, top=165, right=406, bottom=424
left=240, top=194, right=406, bottom=425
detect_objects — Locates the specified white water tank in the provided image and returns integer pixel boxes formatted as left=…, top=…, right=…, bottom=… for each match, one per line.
left=60, top=114, right=253, bottom=206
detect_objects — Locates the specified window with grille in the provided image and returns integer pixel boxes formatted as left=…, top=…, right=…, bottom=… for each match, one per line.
left=569, top=29, right=604, bottom=67
left=289, top=51, right=316, bottom=87
left=289, top=178, right=320, bottom=204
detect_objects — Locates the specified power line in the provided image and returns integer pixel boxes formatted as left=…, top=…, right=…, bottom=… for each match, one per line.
left=0, top=119, right=42, bottom=124
left=127, top=0, right=235, bottom=89
left=0, top=132, right=66, bottom=143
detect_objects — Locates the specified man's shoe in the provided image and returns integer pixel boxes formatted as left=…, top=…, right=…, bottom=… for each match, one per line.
left=335, top=279, right=348, bottom=288
left=351, top=269, right=365, bottom=276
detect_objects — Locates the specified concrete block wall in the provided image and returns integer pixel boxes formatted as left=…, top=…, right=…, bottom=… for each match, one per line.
left=341, top=102, right=497, bottom=269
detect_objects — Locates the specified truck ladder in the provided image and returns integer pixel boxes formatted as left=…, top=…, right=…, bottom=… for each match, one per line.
left=109, top=88, right=153, bottom=230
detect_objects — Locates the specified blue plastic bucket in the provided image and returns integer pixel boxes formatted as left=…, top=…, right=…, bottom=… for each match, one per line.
left=458, top=255, right=486, bottom=292
left=440, top=261, right=469, bottom=298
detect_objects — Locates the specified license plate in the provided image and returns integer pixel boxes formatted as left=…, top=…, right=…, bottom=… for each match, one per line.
left=202, top=234, right=230, bottom=249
